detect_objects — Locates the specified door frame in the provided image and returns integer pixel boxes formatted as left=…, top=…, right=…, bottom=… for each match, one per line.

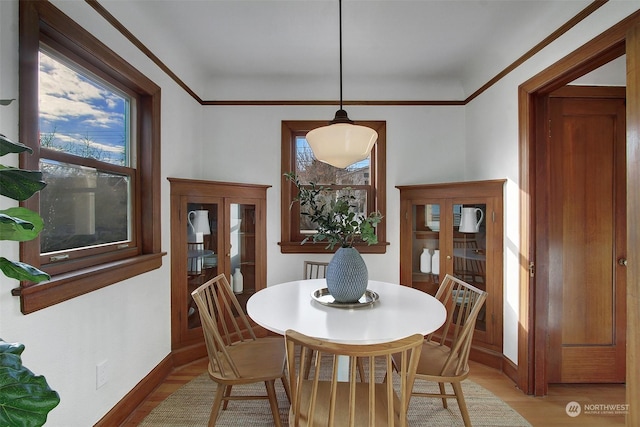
left=518, top=10, right=640, bottom=416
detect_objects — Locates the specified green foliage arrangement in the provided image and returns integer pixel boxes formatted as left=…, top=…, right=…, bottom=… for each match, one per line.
left=0, top=133, right=49, bottom=283
left=0, top=132, right=59, bottom=426
left=285, top=172, right=382, bottom=250
left=0, top=340, right=60, bottom=427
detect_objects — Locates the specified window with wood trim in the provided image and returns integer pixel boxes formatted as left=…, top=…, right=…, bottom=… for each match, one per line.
left=279, top=120, right=387, bottom=254
left=15, top=1, right=163, bottom=314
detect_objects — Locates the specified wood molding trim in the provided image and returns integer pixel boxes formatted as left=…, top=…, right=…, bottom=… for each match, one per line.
left=202, top=99, right=465, bottom=106
left=86, top=0, right=606, bottom=106
left=465, top=0, right=609, bottom=103
left=94, top=354, right=174, bottom=427
left=469, top=346, right=504, bottom=371
left=624, top=22, right=640, bottom=427
left=518, top=7, right=640, bottom=398
left=502, top=356, right=519, bottom=386
left=549, top=85, right=627, bottom=98
left=171, top=342, right=207, bottom=368
left=85, top=0, right=203, bottom=103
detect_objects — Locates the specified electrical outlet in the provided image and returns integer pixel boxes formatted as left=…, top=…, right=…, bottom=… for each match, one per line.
left=96, top=360, right=108, bottom=389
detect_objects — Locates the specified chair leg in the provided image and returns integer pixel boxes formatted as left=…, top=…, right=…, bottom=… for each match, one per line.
left=438, top=382, right=448, bottom=408
left=265, top=380, right=282, bottom=427
left=356, top=358, right=366, bottom=382
left=208, top=384, right=226, bottom=427
left=281, top=374, right=291, bottom=403
left=222, top=385, right=232, bottom=409
left=452, top=381, right=472, bottom=427
left=303, top=350, right=313, bottom=379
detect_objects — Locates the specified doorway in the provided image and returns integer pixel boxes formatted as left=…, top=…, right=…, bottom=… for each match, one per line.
left=520, top=44, right=626, bottom=396
left=516, top=21, right=640, bottom=400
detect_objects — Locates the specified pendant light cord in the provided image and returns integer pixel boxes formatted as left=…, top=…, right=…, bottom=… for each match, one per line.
left=329, top=0, right=352, bottom=124
left=339, top=0, right=343, bottom=111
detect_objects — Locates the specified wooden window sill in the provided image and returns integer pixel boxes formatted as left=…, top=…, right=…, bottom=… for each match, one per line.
left=12, top=252, right=166, bottom=314
left=278, top=241, right=388, bottom=254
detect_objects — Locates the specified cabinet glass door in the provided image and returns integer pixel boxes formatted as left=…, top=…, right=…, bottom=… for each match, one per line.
left=452, top=203, right=487, bottom=332
left=186, top=202, right=219, bottom=330
left=398, top=180, right=504, bottom=356
left=229, top=203, right=257, bottom=313
left=412, top=203, right=441, bottom=295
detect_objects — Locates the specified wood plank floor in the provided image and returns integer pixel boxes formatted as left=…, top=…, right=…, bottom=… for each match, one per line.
left=122, top=358, right=626, bottom=426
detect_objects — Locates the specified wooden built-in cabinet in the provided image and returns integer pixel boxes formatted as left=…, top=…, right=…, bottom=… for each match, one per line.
left=169, top=178, right=270, bottom=365
left=397, top=180, right=505, bottom=367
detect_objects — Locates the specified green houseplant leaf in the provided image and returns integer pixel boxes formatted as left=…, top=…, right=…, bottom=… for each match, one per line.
left=0, top=166, right=47, bottom=201
left=0, top=207, right=44, bottom=241
left=2, top=124, right=57, bottom=424
left=0, top=133, right=33, bottom=156
left=0, top=258, right=50, bottom=283
left=0, top=132, right=49, bottom=283
left=0, top=340, right=60, bottom=427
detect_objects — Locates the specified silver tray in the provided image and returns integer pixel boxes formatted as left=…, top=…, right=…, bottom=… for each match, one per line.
left=311, top=288, right=379, bottom=309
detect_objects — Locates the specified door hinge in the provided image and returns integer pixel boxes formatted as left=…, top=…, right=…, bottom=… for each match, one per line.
left=548, top=119, right=551, bottom=138
left=529, top=262, right=535, bottom=278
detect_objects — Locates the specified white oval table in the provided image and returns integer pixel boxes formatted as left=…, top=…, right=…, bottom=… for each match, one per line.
left=247, top=279, right=446, bottom=344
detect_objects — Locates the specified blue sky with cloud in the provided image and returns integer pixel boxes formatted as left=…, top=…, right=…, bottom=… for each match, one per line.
left=39, top=50, right=129, bottom=166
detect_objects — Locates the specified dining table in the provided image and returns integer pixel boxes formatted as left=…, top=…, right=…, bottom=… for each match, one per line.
left=247, top=279, right=446, bottom=344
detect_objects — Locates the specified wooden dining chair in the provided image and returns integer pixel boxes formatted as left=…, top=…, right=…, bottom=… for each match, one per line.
left=394, top=274, right=487, bottom=427
left=285, top=329, right=423, bottom=426
left=191, top=274, right=290, bottom=427
left=302, top=260, right=325, bottom=379
left=303, top=260, right=329, bottom=279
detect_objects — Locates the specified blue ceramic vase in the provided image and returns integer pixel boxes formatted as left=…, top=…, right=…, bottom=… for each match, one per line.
left=326, top=247, right=368, bottom=303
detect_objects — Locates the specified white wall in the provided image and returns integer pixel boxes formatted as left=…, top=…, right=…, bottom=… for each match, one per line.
left=1, top=0, right=639, bottom=425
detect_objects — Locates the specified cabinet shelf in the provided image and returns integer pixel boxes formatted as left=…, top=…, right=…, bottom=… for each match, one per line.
left=414, top=231, right=439, bottom=239
left=187, top=249, right=214, bottom=259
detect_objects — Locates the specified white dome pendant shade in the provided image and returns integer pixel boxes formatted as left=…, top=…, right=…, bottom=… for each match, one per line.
left=306, top=110, right=378, bottom=169
left=306, top=0, right=377, bottom=169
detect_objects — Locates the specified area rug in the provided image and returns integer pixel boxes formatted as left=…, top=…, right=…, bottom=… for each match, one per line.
left=140, top=372, right=531, bottom=426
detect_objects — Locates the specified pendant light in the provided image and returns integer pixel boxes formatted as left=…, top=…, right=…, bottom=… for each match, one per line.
left=306, top=0, right=378, bottom=169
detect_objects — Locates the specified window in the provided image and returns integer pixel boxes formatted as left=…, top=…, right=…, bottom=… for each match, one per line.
left=38, top=49, right=134, bottom=267
left=16, top=1, right=163, bottom=313
left=280, top=120, right=387, bottom=254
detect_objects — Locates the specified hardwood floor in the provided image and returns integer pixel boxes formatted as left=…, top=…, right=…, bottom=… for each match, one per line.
left=469, top=362, right=626, bottom=426
left=122, top=358, right=626, bottom=426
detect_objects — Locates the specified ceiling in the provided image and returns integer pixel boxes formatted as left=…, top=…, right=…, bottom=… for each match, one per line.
left=95, top=0, right=597, bottom=101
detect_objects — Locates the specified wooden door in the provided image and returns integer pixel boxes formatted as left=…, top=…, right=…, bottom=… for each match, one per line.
left=546, top=88, right=626, bottom=383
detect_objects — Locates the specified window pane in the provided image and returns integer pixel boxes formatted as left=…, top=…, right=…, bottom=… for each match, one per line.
left=39, top=160, right=131, bottom=253
left=300, top=189, right=369, bottom=235
left=295, top=136, right=370, bottom=185
left=39, top=49, right=131, bottom=167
